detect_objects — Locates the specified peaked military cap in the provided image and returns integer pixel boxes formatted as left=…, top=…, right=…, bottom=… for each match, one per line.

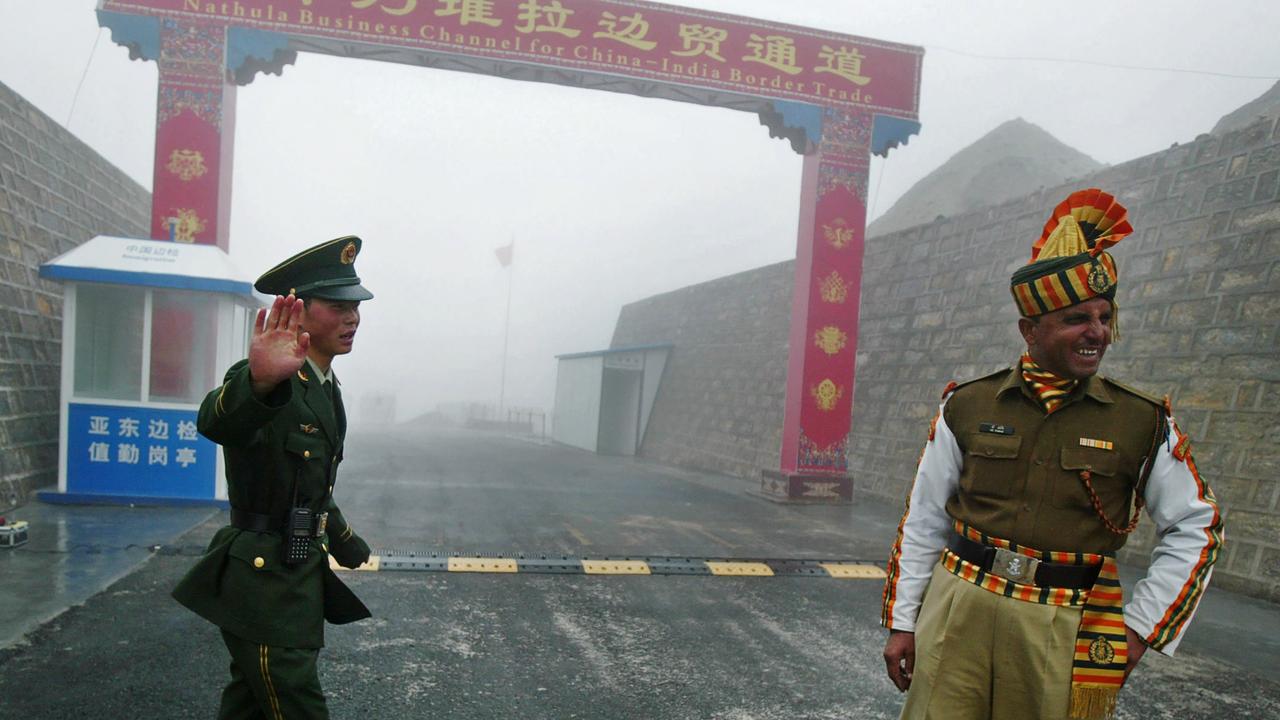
left=255, top=236, right=373, bottom=301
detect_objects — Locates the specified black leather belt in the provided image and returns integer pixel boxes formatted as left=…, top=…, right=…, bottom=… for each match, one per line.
left=230, top=508, right=328, bottom=537
left=230, top=508, right=282, bottom=532
left=947, top=532, right=1101, bottom=589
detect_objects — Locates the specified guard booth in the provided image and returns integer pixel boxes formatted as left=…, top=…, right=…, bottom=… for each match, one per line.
left=552, top=345, right=671, bottom=456
left=38, top=236, right=261, bottom=505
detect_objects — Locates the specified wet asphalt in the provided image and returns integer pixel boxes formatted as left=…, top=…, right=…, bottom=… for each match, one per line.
left=0, top=424, right=1277, bottom=719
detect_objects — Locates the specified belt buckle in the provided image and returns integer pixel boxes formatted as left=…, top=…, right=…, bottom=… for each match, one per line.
left=314, top=511, right=328, bottom=537
left=991, top=547, right=1039, bottom=585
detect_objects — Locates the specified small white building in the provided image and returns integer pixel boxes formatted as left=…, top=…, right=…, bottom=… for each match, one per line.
left=552, top=344, right=671, bottom=456
left=38, top=236, right=260, bottom=505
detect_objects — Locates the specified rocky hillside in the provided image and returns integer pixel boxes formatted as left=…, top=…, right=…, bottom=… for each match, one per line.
left=868, top=118, right=1103, bottom=237
left=1213, top=80, right=1280, bottom=135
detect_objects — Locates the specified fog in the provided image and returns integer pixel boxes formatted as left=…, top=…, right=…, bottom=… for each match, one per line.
left=1, top=1, right=1276, bottom=422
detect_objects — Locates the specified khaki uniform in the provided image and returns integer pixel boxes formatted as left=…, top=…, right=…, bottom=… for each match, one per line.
left=883, top=368, right=1223, bottom=719
left=886, top=188, right=1223, bottom=720
left=943, top=369, right=1162, bottom=555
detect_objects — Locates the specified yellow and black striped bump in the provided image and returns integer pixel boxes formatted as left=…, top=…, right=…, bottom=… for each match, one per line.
left=329, top=553, right=886, bottom=579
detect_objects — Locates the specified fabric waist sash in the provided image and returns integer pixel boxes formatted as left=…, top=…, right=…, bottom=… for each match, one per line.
left=947, top=531, right=1101, bottom=589
left=946, top=520, right=1127, bottom=720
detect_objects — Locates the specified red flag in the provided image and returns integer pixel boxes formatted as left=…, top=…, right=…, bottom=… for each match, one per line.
left=494, top=243, right=513, bottom=268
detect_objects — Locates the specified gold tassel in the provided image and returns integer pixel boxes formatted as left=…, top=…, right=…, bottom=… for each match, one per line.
left=1070, top=686, right=1119, bottom=720
left=1109, top=299, right=1120, bottom=343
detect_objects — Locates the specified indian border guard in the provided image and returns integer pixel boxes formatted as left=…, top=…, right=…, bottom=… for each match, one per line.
left=173, top=236, right=376, bottom=719
left=880, top=189, right=1224, bottom=720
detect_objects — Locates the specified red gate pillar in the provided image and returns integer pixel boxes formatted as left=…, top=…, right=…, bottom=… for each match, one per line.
left=150, top=19, right=236, bottom=248
left=763, top=107, right=873, bottom=502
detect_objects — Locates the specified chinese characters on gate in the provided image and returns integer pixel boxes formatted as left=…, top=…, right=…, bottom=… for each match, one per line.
left=87, top=414, right=200, bottom=469
left=163, top=0, right=912, bottom=108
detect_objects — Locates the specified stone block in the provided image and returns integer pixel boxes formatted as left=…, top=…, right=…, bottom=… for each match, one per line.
left=1238, top=291, right=1280, bottom=323
left=1179, top=376, right=1242, bottom=410
left=1125, top=330, right=1192, bottom=356
left=1205, top=411, right=1269, bottom=444
left=1227, top=153, right=1250, bottom=178
left=1224, top=541, right=1260, bottom=574
left=1229, top=202, right=1280, bottom=233
left=1255, top=169, right=1280, bottom=203
left=1263, top=381, right=1280, bottom=408
left=1156, top=215, right=1213, bottom=247
left=1203, top=176, right=1258, bottom=211
left=1164, top=298, right=1218, bottom=327
left=1226, top=509, right=1280, bottom=544
left=1262, top=547, right=1280, bottom=582
left=1235, top=228, right=1280, bottom=263
left=1194, top=326, right=1270, bottom=353
left=1233, top=380, right=1263, bottom=409
left=1211, top=263, right=1273, bottom=292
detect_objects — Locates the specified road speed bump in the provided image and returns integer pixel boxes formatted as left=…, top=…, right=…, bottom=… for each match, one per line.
left=819, top=563, right=886, bottom=579
left=324, top=552, right=885, bottom=579
left=706, top=561, right=774, bottom=577
left=583, top=560, right=652, bottom=575
left=447, top=557, right=519, bottom=573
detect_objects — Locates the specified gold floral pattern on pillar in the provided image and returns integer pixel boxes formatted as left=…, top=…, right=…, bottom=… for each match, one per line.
left=823, top=217, right=854, bottom=249
left=166, top=149, right=207, bottom=181
left=810, top=378, right=843, bottom=411
left=819, top=270, right=850, bottom=304
left=814, top=325, right=848, bottom=356
left=167, top=208, right=206, bottom=243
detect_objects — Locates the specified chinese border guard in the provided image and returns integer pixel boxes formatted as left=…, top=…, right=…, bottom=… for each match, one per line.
left=173, top=236, right=376, bottom=719
left=880, top=189, right=1224, bottom=720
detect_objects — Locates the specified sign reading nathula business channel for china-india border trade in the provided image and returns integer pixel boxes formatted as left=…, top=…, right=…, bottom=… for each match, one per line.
left=101, top=0, right=922, bottom=116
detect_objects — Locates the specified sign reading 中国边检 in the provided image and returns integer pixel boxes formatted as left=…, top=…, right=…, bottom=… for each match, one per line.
left=67, top=403, right=216, bottom=499
left=99, top=0, right=922, bottom=117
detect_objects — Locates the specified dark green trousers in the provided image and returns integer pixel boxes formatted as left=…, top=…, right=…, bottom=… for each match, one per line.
left=218, top=629, right=328, bottom=720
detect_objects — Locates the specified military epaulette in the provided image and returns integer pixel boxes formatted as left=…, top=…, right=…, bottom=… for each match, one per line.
left=942, top=367, right=1015, bottom=400
left=1100, top=377, right=1166, bottom=411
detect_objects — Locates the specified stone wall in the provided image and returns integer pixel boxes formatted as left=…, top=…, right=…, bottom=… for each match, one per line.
left=613, top=114, right=1280, bottom=601
left=0, top=81, right=150, bottom=510
left=612, top=262, right=792, bottom=479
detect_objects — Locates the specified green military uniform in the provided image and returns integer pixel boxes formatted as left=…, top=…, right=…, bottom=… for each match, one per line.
left=173, top=236, right=375, bottom=719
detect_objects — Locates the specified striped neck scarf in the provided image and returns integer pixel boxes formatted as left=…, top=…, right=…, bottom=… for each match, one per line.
left=1021, top=352, right=1077, bottom=414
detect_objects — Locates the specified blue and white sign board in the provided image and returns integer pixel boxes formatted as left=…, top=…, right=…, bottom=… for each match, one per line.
left=67, top=403, right=216, bottom=500
left=39, top=235, right=257, bottom=297
left=40, top=235, right=260, bottom=506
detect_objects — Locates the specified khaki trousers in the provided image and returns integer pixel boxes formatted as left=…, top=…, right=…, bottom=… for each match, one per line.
left=900, top=563, right=1083, bottom=720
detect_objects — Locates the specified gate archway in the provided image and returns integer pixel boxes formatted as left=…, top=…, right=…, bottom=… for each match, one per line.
left=97, top=0, right=922, bottom=501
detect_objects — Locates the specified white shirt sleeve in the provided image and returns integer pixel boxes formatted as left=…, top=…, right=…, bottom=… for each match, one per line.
left=1122, top=414, right=1224, bottom=655
left=881, top=400, right=963, bottom=631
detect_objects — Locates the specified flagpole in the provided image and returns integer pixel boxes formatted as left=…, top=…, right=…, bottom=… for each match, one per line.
left=498, top=238, right=513, bottom=417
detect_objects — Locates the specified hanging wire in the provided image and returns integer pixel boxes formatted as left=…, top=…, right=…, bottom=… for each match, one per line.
left=868, top=155, right=888, bottom=223
left=66, top=27, right=104, bottom=130
left=928, top=44, right=1279, bottom=81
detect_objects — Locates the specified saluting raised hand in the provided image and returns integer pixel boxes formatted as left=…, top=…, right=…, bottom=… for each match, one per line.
left=248, top=294, right=310, bottom=398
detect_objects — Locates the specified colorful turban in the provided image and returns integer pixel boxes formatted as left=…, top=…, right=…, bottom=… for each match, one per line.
left=1010, top=189, right=1132, bottom=318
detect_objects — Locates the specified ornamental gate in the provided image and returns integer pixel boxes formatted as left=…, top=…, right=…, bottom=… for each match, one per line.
left=96, top=0, right=922, bottom=502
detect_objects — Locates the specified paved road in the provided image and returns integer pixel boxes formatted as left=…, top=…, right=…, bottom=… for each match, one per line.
left=1, top=425, right=1277, bottom=719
